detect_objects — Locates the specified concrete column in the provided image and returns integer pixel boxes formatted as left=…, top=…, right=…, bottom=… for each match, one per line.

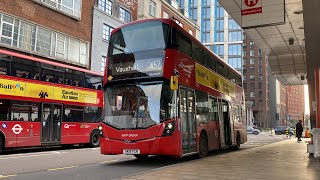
left=316, top=67, right=320, bottom=128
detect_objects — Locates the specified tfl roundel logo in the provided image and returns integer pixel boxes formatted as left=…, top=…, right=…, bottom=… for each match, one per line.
left=244, top=0, right=259, bottom=7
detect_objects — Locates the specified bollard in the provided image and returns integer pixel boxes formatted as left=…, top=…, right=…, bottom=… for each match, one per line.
left=286, top=128, right=288, bottom=138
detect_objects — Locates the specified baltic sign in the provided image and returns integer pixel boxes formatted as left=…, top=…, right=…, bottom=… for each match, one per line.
left=241, top=0, right=285, bottom=28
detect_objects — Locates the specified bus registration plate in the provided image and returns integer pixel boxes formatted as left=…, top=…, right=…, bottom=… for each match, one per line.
left=123, top=149, right=140, bottom=155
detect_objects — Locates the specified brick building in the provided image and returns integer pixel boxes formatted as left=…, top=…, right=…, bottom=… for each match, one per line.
left=0, top=0, right=94, bottom=68
left=242, top=38, right=271, bottom=128
left=286, top=85, right=304, bottom=125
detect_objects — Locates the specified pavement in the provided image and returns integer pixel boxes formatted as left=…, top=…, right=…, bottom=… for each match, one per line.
left=121, top=138, right=320, bottom=180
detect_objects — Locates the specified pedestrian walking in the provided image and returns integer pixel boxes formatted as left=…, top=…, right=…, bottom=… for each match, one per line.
left=295, top=120, right=303, bottom=141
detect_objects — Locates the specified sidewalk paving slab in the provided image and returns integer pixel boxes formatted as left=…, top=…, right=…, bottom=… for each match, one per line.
left=120, top=138, right=320, bottom=180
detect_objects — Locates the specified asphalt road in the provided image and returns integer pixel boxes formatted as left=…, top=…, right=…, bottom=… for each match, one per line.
left=0, top=133, right=289, bottom=180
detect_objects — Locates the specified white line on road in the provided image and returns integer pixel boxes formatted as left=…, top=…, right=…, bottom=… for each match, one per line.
left=99, top=159, right=120, bottom=164
left=0, top=174, right=16, bottom=179
left=47, top=166, right=78, bottom=171
left=0, top=151, right=67, bottom=160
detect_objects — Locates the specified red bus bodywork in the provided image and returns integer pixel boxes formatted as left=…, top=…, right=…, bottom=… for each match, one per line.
left=0, top=48, right=103, bottom=150
left=100, top=18, right=247, bottom=158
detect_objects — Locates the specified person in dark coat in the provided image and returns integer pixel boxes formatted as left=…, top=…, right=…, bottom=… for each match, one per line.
left=295, top=120, right=303, bottom=141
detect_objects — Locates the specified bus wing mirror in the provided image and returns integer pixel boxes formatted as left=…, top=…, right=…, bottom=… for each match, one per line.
left=170, top=76, right=178, bottom=90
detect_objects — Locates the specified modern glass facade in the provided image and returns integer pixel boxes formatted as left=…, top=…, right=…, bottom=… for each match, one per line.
left=188, top=0, right=242, bottom=74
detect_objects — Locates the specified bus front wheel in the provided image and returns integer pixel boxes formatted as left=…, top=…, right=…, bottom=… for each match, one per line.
left=90, top=130, right=100, bottom=147
left=134, top=154, right=149, bottom=160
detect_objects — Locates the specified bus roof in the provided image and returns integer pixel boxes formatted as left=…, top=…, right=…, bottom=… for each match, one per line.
left=111, top=18, right=241, bottom=77
left=0, top=48, right=103, bottom=76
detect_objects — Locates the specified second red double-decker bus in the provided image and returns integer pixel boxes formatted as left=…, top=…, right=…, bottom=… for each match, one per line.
left=99, top=18, right=247, bottom=159
left=0, top=48, right=103, bottom=151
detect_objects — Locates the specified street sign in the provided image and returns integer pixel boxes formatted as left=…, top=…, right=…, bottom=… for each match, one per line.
left=241, top=0, right=285, bottom=29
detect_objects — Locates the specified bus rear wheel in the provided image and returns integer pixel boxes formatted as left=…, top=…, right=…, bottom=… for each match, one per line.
left=0, top=136, right=4, bottom=151
left=134, top=154, right=149, bottom=160
left=198, top=132, right=208, bottom=158
left=90, top=130, right=100, bottom=147
left=234, top=133, right=241, bottom=150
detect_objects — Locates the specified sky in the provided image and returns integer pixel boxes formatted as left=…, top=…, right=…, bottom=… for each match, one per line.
left=304, top=85, right=310, bottom=115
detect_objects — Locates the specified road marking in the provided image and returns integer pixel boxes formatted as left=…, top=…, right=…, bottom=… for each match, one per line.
left=0, top=174, right=17, bottom=179
left=47, top=166, right=78, bottom=171
left=99, top=159, right=120, bottom=164
left=0, top=152, right=67, bottom=160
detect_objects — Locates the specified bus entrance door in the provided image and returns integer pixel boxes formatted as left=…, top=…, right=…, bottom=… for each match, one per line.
left=41, top=104, right=62, bottom=144
left=180, top=87, right=197, bottom=154
left=218, top=99, right=225, bottom=148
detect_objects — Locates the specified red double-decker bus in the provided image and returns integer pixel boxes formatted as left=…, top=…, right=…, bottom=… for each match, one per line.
left=99, top=18, right=246, bottom=159
left=0, top=48, right=103, bottom=151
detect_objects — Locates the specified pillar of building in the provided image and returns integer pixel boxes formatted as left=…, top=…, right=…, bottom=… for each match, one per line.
left=315, top=67, right=320, bottom=128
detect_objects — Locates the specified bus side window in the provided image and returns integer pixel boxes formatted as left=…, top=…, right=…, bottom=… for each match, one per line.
left=195, top=90, right=209, bottom=123
left=0, top=100, right=10, bottom=121
left=64, top=106, right=84, bottom=122
left=209, top=97, right=219, bottom=121
left=10, top=101, right=38, bottom=122
left=0, top=55, right=12, bottom=76
left=65, top=69, right=84, bottom=87
left=13, top=57, right=40, bottom=80
left=84, top=106, right=102, bottom=123
left=85, top=73, right=102, bottom=90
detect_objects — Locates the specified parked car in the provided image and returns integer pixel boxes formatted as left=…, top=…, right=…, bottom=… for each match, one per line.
left=274, top=126, right=287, bottom=135
left=247, top=126, right=260, bottom=135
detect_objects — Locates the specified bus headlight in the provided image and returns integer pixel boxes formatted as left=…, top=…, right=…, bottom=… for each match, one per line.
left=98, top=125, right=104, bottom=137
left=162, top=121, right=175, bottom=136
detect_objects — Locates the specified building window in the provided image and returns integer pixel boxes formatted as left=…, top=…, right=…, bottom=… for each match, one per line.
left=243, top=58, right=247, bottom=65
left=250, top=83, right=254, bottom=90
left=217, top=6, right=224, bottom=18
left=228, top=57, right=241, bottom=69
left=250, top=58, right=254, bottom=65
left=217, top=19, right=224, bottom=31
left=102, top=24, right=114, bottom=41
left=258, top=74, right=262, bottom=81
left=149, top=0, right=156, bottom=17
left=0, top=13, right=88, bottom=66
left=163, top=11, right=169, bottom=18
left=98, top=0, right=112, bottom=15
left=258, top=49, right=262, bottom=56
left=250, top=92, right=255, bottom=98
left=258, top=57, right=262, bottom=64
left=228, top=44, right=242, bottom=56
left=228, top=31, right=242, bottom=42
left=258, top=65, right=262, bottom=73
left=119, top=7, right=131, bottom=23
left=250, top=49, right=254, bottom=56
left=243, top=42, right=246, bottom=49
left=215, top=44, right=224, bottom=56
left=250, top=41, right=254, bottom=48
left=250, top=74, right=254, bottom=80
left=190, top=0, right=198, bottom=22
left=228, top=19, right=240, bottom=30
left=215, top=32, right=224, bottom=42
left=258, top=83, right=262, bottom=89
left=101, top=56, right=107, bottom=73
left=40, top=0, right=82, bottom=18
left=243, top=49, right=246, bottom=57
left=250, top=67, right=255, bottom=73
left=202, top=19, right=210, bottom=43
